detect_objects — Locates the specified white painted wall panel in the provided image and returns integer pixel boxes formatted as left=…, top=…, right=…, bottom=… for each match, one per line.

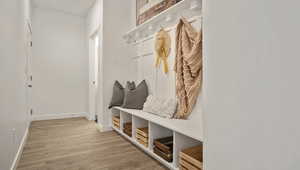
left=136, top=57, right=144, bottom=83
left=32, top=8, right=88, bottom=115
left=135, top=18, right=202, bottom=119
left=0, top=0, right=31, bottom=169
left=101, top=0, right=137, bottom=129
left=203, top=0, right=300, bottom=170
left=86, top=0, right=137, bottom=129
left=142, top=54, right=157, bottom=95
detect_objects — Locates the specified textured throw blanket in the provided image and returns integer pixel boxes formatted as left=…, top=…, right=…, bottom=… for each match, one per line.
left=174, top=18, right=202, bottom=119
left=143, top=95, right=177, bottom=119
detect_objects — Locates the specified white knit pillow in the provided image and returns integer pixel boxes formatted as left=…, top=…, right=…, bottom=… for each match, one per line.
left=143, top=95, right=177, bottom=118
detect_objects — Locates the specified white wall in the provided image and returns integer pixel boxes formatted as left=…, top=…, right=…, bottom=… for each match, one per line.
left=86, top=0, right=136, bottom=130
left=0, top=0, right=31, bottom=169
left=203, top=0, right=300, bottom=170
left=101, top=0, right=137, bottom=129
left=32, top=8, right=88, bottom=116
left=86, top=0, right=101, bottom=37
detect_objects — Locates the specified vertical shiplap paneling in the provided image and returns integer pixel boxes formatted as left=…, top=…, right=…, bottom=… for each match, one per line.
left=135, top=18, right=202, bottom=117
left=142, top=54, right=156, bottom=95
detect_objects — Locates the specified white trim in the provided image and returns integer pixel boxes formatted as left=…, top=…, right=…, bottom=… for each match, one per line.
left=103, top=126, right=113, bottom=132
left=88, top=114, right=96, bottom=121
left=95, top=122, right=112, bottom=132
left=89, top=27, right=100, bottom=39
left=31, top=112, right=88, bottom=121
left=115, top=107, right=203, bottom=141
left=10, top=126, right=29, bottom=170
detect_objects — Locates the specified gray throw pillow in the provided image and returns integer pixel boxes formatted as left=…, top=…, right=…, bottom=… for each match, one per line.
left=108, top=81, right=124, bottom=109
left=122, top=81, right=136, bottom=106
left=126, top=81, right=136, bottom=90
left=122, top=80, right=148, bottom=109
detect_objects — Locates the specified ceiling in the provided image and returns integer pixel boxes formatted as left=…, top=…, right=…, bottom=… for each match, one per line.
left=32, top=0, right=96, bottom=17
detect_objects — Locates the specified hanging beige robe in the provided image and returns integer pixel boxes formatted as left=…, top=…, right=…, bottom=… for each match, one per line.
left=174, top=18, right=202, bottom=119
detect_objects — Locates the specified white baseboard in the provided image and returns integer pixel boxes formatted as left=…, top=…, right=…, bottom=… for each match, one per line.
left=95, top=123, right=112, bottom=132
left=10, top=126, right=29, bottom=170
left=31, top=112, right=88, bottom=121
left=87, top=114, right=95, bottom=121
left=102, top=126, right=113, bottom=132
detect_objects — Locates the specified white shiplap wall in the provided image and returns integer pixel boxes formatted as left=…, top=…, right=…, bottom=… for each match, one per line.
left=133, top=17, right=203, bottom=121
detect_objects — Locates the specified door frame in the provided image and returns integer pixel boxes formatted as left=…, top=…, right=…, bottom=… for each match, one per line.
left=88, top=29, right=100, bottom=121
left=25, top=20, right=33, bottom=123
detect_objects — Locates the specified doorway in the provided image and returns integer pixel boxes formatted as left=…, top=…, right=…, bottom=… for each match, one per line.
left=89, top=33, right=99, bottom=121
left=25, top=21, right=33, bottom=123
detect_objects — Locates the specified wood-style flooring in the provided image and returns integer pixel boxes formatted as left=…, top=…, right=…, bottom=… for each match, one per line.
left=17, top=118, right=167, bottom=170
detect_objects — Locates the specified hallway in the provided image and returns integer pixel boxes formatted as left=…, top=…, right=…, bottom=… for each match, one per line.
left=17, top=118, right=166, bottom=170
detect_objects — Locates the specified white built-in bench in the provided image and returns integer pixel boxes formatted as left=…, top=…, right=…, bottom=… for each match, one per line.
left=111, top=107, right=203, bottom=170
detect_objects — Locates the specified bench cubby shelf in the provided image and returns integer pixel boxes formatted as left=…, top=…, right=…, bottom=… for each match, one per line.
left=111, top=107, right=203, bottom=170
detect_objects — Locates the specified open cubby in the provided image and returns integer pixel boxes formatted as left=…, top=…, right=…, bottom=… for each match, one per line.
left=111, top=108, right=121, bottom=130
left=132, top=116, right=148, bottom=137
left=149, top=122, right=173, bottom=151
left=174, top=132, right=203, bottom=169
left=133, top=116, right=149, bottom=148
left=120, top=111, right=131, bottom=123
left=111, top=107, right=203, bottom=170
left=150, top=122, right=174, bottom=163
left=120, top=111, right=132, bottom=137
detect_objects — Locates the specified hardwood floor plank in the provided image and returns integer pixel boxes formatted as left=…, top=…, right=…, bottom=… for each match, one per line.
left=17, top=118, right=167, bottom=170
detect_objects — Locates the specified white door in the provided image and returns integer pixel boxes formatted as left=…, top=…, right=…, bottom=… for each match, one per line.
left=25, top=21, right=33, bottom=121
left=89, top=34, right=99, bottom=120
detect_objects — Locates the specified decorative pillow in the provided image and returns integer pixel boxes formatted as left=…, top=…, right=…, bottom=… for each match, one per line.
left=126, top=81, right=136, bottom=91
left=122, top=80, right=148, bottom=109
left=122, top=81, right=136, bottom=106
left=143, top=95, right=177, bottom=118
left=108, top=81, right=124, bottom=109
